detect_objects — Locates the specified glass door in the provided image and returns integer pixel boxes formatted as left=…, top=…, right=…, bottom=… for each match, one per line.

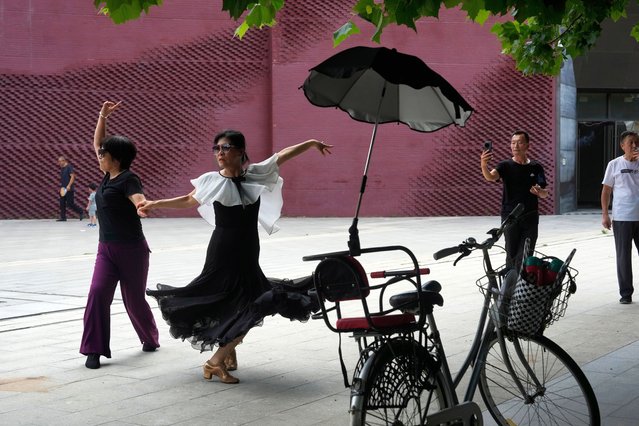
left=576, top=121, right=616, bottom=208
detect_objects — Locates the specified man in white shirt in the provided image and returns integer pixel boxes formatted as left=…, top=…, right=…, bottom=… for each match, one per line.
left=601, top=130, right=639, bottom=304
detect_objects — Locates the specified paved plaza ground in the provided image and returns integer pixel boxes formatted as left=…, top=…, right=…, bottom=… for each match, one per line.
left=1, top=214, right=639, bottom=425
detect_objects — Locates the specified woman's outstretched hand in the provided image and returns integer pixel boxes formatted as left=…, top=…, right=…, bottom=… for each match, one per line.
left=136, top=200, right=154, bottom=218
left=99, top=100, right=123, bottom=119
left=276, top=139, right=333, bottom=166
left=313, top=140, right=333, bottom=156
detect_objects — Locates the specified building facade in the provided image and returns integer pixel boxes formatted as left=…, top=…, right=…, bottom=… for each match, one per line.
left=1, top=0, right=568, bottom=219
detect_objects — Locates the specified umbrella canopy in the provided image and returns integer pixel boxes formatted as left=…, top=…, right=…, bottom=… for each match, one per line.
left=302, top=46, right=473, bottom=132
left=301, top=46, right=473, bottom=255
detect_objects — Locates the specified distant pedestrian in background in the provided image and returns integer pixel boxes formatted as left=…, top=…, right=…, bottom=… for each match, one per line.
left=57, top=156, right=84, bottom=221
left=601, top=130, right=639, bottom=305
left=480, top=130, right=549, bottom=271
left=86, top=183, right=98, bottom=227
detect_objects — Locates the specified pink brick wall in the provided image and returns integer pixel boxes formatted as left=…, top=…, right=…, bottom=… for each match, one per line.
left=0, top=1, right=555, bottom=219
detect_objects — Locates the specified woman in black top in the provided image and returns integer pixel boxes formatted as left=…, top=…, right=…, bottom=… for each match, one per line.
left=79, top=101, right=160, bottom=369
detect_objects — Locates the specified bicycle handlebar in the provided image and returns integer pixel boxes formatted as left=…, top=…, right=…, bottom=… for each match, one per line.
left=433, top=246, right=464, bottom=261
left=433, top=203, right=525, bottom=261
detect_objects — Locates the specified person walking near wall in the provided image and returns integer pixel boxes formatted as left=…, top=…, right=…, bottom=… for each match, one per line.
left=80, top=101, right=160, bottom=369
left=480, top=130, right=549, bottom=271
left=601, top=130, right=639, bottom=304
left=57, top=156, right=84, bottom=221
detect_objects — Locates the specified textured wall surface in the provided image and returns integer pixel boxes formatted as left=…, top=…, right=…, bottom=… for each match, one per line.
left=0, top=1, right=555, bottom=219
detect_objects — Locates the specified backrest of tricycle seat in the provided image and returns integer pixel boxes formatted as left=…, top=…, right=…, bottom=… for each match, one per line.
left=313, top=256, right=369, bottom=302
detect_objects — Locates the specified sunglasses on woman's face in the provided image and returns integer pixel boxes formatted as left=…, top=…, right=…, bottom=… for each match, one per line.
left=212, top=143, right=236, bottom=154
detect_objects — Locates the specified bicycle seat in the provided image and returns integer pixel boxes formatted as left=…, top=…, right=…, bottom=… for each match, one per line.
left=389, top=280, right=444, bottom=314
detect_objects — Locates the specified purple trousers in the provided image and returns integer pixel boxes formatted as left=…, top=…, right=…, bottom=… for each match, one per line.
left=80, top=239, right=160, bottom=358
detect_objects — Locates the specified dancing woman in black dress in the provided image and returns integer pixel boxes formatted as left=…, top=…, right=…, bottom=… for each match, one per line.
left=138, top=130, right=331, bottom=384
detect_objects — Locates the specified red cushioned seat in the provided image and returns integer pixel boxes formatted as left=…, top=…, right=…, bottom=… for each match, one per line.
left=336, top=313, right=416, bottom=331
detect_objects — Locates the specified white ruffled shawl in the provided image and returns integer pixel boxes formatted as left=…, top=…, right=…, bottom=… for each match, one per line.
left=191, top=154, right=283, bottom=234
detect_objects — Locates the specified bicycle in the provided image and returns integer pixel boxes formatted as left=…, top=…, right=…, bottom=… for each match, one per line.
left=303, top=204, right=600, bottom=425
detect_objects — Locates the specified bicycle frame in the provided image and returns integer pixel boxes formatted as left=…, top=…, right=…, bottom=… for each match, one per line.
left=427, top=244, right=519, bottom=406
left=434, top=245, right=497, bottom=404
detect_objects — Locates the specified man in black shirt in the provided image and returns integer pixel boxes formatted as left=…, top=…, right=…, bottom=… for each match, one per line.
left=480, top=131, right=549, bottom=271
left=57, top=156, right=84, bottom=221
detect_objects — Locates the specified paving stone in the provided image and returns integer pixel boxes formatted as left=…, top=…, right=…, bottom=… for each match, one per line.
left=1, top=216, right=638, bottom=424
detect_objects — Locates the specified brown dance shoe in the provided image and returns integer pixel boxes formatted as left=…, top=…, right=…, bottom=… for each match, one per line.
left=224, top=348, right=238, bottom=371
left=203, top=361, right=239, bottom=384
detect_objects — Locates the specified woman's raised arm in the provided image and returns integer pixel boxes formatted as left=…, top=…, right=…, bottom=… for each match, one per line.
left=276, top=139, right=332, bottom=166
left=94, top=101, right=122, bottom=159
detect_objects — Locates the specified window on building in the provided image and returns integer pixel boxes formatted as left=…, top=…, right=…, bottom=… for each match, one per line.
left=610, top=93, right=639, bottom=121
left=577, top=93, right=607, bottom=120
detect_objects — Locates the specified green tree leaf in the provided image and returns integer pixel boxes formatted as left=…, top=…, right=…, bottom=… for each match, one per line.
left=92, top=0, right=639, bottom=76
left=483, top=0, right=508, bottom=15
left=333, top=21, right=361, bottom=47
left=222, top=0, right=254, bottom=19
left=459, top=0, right=485, bottom=20
left=631, top=22, right=639, bottom=42
left=393, top=0, right=420, bottom=30
left=418, top=0, right=443, bottom=18
left=234, top=20, right=251, bottom=38
left=93, top=0, right=163, bottom=24
left=473, top=9, right=491, bottom=25
left=353, top=0, right=385, bottom=26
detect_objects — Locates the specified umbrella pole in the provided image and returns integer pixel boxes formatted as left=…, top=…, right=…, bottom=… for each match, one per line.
left=348, top=83, right=386, bottom=256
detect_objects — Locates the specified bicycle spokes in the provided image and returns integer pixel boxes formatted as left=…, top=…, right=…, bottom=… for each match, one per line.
left=479, top=334, right=599, bottom=425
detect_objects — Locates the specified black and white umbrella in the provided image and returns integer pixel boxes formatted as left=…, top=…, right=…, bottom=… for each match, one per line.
left=302, top=46, right=473, bottom=254
left=303, top=46, right=473, bottom=132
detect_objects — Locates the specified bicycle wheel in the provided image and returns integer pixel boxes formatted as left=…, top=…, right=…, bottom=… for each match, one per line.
left=349, top=338, right=454, bottom=426
left=479, top=332, right=600, bottom=425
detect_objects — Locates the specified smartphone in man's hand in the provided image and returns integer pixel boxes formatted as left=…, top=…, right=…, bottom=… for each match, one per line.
left=484, top=141, right=493, bottom=152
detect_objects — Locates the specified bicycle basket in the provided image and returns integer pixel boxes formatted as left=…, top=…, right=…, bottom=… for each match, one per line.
left=477, top=249, right=578, bottom=336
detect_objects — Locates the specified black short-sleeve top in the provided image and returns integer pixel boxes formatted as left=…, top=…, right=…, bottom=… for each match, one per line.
left=96, top=169, right=145, bottom=242
left=495, top=159, right=547, bottom=217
